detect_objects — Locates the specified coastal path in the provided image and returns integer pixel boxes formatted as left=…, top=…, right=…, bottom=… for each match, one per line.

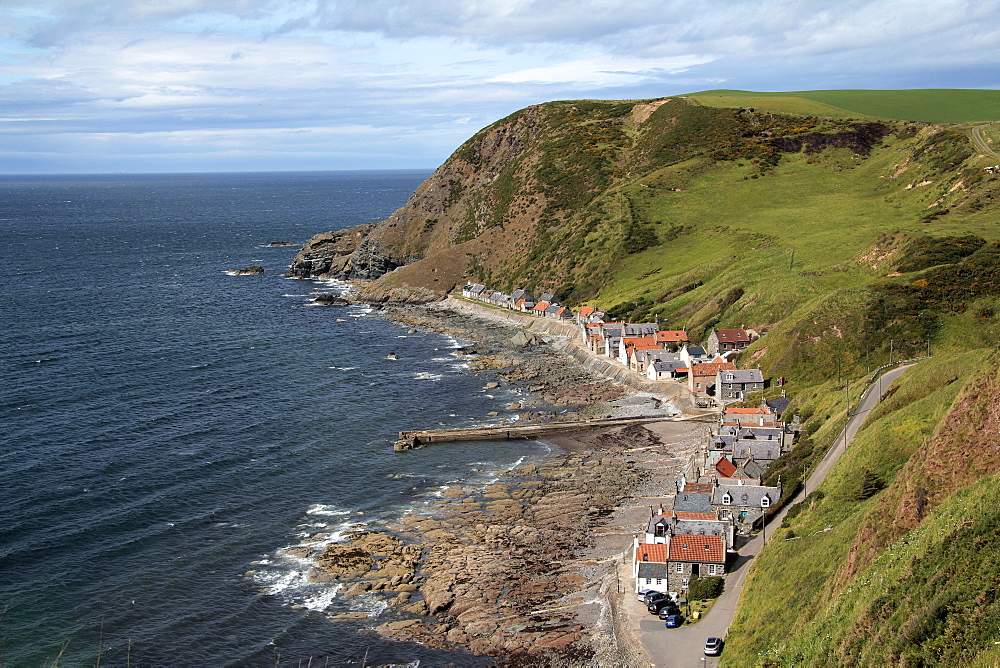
left=970, top=122, right=1000, bottom=159
left=628, top=363, right=914, bottom=667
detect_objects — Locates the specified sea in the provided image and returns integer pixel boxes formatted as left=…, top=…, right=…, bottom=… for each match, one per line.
left=0, top=171, right=555, bottom=666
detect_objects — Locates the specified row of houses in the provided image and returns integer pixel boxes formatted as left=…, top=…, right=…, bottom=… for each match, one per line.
left=461, top=284, right=576, bottom=320
left=461, top=283, right=768, bottom=404
left=633, top=403, right=793, bottom=598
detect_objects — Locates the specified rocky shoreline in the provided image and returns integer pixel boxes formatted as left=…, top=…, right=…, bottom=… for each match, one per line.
left=284, top=298, right=707, bottom=665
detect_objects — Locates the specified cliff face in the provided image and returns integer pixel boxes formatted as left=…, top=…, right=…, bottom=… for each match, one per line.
left=290, top=97, right=887, bottom=300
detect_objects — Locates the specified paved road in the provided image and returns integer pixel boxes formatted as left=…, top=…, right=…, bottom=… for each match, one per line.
left=633, top=364, right=914, bottom=667
left=970, top=123, right=999, bottom=159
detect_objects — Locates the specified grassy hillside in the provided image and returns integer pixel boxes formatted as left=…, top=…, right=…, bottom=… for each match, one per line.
left=687, top=88, right=1000, bottom=123
left=293, top=90, right=1000, bottom=662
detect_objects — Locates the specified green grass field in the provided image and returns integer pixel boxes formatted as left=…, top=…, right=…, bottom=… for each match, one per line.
left=686, top=89, right=1000, bottom=123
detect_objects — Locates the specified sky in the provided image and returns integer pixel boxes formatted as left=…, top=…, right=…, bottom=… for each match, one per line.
left=2, top=0, right=999, bottom=174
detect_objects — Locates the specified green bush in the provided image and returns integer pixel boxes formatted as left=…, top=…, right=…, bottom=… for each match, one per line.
left=688, top=574, right=725, bottom=600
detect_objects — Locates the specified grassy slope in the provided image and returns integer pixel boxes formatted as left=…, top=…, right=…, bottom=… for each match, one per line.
left=547, top=96, right=1000, bottom=664
left=724, top=352, right=1000, bottom=666
left=687, top=89, right=1000, bottom=123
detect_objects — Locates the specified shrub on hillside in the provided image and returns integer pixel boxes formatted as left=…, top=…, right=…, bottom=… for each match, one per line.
left=688, top=574, right=725, bottom=600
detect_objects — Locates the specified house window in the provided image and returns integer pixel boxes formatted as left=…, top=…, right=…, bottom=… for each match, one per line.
left=656, top=578, right=662, bottom=586
left=722, top=492, right=732, bottom=505
left=675, top=563, right=684, bottom=574
left=726, top=372, right=734, bottom=381
left=646, top=578, right=652, bottom=585
left=761, top=496, right=770, bottom=508
left=709, top=564, right=717, bottom=575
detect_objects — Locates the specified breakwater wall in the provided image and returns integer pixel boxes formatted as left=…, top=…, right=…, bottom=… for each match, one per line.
left=394, top=415, right=695, bottom=451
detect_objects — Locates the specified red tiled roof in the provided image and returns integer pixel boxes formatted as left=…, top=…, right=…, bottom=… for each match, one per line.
left=578, top=306, right=596, bottom=317
left=725, top=407, right=773, bottom=415
left=715, top=457, right=737, bottom=478
left=691, top=362, right=736, bottom=378
left=683, top=482, right=715, bottom=493
left=635, top=543, right=668, bottom=564
left=673, top=511, right=717, bottom=521
left=655, top=330, right=689, bottom=343
left=716, top=328, right=750, bottom=342
left=534, top=301, right=550, bottom=311
left=668, top=535, right=725, bottom=563
left=622, top=336, right=657, bottom=346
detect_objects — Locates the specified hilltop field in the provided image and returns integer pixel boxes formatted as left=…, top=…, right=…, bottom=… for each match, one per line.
left=290, top=89, right=1000, bottom=665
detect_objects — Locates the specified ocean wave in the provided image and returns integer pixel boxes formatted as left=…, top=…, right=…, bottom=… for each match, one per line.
left=413, top=372, right=443, bottom=381
left=306, top=503, right=351, bottom=517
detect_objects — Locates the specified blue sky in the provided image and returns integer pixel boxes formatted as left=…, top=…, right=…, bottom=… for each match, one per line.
left=2, top=0, right=999, bottom=173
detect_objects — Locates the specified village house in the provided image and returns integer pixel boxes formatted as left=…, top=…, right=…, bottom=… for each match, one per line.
left=631, top=348, right=679, bottom=372
left=633, top=534, right=727, bottom=595
left=711, top=481, right=781, bottom=529
left=668, top=535, right=727, bottom=584
left=673, top=490, right=714, bottom=514
left=723, top=406, right=780, bottom=428
left=575, top=306, right=596, bottom=325
left=633, top=542, right=671, bottom=596
left=647, top=359, right=687, bottom=381
left=644, top=510, right=734, bottom=551
left=654, top=330, right=689, bottom=349
left=679, top=345, right=711, bottom=367
left=462, top=283, right=487, bottom=299
left=689, top=360, right=736, bottom=395
left=706, top=328, right=752, bottom=356
left=716, top=368, right=765, bottom=402
left=618, top=335, right=661, bottom=365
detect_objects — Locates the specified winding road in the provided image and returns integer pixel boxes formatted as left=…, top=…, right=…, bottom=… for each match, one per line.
left=969, top=122, right=999, bottom=159
left=627, top=363, right=915, bottom=667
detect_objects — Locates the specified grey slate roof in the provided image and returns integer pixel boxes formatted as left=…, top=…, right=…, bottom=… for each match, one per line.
left=712, top=484, right=779, bottom=507
left=624, top=323, right=659, bottom=336
left=637, top=563, right=670, bottom=579
left=719, top=369, right=765, bottom=384
left=733, top=440, right=782, bottom=461
left=672, top=492, right=714, bottom=514
left=737, top=426, right=783, bottom=441
left=652, top=361, right=687, bottom=373
left=767, top=396, right=791, bottom=415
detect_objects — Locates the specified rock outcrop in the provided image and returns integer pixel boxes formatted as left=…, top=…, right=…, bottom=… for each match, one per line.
left=230, top=265, right=264, bottom=275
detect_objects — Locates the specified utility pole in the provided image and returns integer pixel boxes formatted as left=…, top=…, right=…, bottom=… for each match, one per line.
left=889, top=339, right=894, bottom=365
left=846, top=378, right=851, bottom=421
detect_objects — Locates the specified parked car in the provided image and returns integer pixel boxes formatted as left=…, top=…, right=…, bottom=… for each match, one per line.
left=663, top=614, right=684, bottom=628
left=637, top=588, right=658, bottom=602
left=704, top=637, right=724, bottom=655
left=648, top=598, right=677, bottom=614
left=644, top=591, right=671, bottom=606
left=657, top=603, right=682, bottom=620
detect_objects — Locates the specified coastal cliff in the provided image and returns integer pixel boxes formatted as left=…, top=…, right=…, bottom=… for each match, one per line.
left=288, top=97, right=902, bottom=302
left=288, top=91, right=1000, bottom=664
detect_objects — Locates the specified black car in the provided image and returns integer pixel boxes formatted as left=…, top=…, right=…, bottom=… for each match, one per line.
left=644, top=591, right=672, bottom=606
left=657, top=603, right=682, bottom=619
left=647, top=598, right=677, bottom=614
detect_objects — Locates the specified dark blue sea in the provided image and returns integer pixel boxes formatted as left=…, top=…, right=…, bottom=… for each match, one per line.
left=0, top=172, right=551, bottom=666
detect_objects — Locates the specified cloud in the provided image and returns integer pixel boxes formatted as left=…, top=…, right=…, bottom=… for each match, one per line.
left=1, top=0, right=999, bottom=172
